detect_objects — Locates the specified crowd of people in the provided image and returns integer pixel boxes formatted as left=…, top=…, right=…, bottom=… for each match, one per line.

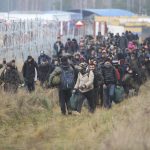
left=0, top=31, right=150, bottom=115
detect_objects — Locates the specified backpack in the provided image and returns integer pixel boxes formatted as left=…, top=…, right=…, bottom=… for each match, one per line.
left=61, top=67, right=75, bottom=90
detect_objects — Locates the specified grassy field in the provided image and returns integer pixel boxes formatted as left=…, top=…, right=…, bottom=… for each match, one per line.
left=0, top=82, right=150, bottom=150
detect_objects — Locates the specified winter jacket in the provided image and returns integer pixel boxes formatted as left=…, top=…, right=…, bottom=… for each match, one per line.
left=38, top=63, right=51, bottom=82
left=49, top=64, right=75, bottom=88
left=38, top=54, right=51, bottom=65
left=119, top=36, right=128, bottom=50
left=122, top=73, right=139, bottom=90
left=0, top=67, right=20, bottom=85
left=53, top=41, right=64, bottom=57
left=93, top=68, right=104, bottom=88
left=102, top=64, right=117, bottom=85
left=65, top=41, right=73, bottom=54
left=130, top=59, right=141, bottom=77
left=74, top=70, right=94, bottom=93
left=22, top=60, right=38, bottom=82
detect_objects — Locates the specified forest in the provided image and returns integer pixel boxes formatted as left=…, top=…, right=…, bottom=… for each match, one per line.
left=0, top=0, right=149, bottom=15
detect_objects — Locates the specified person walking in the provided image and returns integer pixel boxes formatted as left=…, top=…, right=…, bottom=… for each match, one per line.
left=0, top=62, right=20, bottom=93
left=49, top=56, right=75, bottom=115
left=102, top=59, right=117, bottom=109
left=22, top=56, right=38, bottom=92
left=74, top=62, right=95, bottom=113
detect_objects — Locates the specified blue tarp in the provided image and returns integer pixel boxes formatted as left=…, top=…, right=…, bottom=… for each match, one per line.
left=85, top=9, right=135, bottom=17
left=69, top=9, right=135, bottom=17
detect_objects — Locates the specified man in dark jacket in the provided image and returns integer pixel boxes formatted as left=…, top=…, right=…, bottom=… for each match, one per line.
left=72, top=38, right=79, bottom=53
left=38, top=59, right=52, bottom=88
left=0, top=62, right=20, bottom=93
left=38, top=51, right=52, bottom=87
left=102, top=59, right=117, bottom=109
left=65, top=38, right=73, bottom=54
left=126, top=31, right=135, bottom=42
left=53, top=37, right=64, bottom=58
left=49, top=56, right=74, bottom=115
left=38, top=51, right=51, bottom=65
left=22, top=56, right=38, bottom=92
left=119, top=33, right=128, bottom=54
left=73, top=53, right=81, bottom=66
left=130, top=53, right=142, bottom=85
left=89, top=59, right=104, bottom=107
left=122, top=66, right=139, bottom=96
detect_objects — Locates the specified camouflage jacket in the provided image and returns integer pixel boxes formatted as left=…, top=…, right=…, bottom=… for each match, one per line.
left=0, top=67, right=21, bottom=85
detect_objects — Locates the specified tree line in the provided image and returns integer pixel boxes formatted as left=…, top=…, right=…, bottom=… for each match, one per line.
left=0, top=0, right=149, bottom=15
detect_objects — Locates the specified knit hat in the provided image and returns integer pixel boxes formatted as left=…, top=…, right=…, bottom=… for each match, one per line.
left=79, top=62, right=88, bottom=69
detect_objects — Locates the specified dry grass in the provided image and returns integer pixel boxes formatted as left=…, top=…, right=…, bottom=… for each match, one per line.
left=0, top=82, right=150, bottom=150
left=100, top=84, right=150, bottom=150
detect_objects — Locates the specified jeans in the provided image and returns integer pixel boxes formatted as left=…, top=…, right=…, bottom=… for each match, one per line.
left=103, top=84, right=115, bottom=109
left=59, top=89, right=72, bottom=115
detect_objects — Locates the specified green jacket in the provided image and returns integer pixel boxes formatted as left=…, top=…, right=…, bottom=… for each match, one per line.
left=49, top=66, right=62, bottom=86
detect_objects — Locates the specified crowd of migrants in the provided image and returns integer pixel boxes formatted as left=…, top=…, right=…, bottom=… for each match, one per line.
left=0, top=31, right=150, bottom=115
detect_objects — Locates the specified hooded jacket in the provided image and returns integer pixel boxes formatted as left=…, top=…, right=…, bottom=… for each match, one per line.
left=22, top=58, right=38, bottom=82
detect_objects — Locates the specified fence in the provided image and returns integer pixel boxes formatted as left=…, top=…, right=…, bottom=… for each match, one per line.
left=0, top=18, right=94, bottom=64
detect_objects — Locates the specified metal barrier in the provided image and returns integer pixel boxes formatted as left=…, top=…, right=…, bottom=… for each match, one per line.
left=0, top=19, right=93, bottom=63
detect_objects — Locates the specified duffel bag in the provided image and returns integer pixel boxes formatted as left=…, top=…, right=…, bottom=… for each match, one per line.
left=114, top=86, right=125, bottom=104
left=70, top=92, right=82, bottom=110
